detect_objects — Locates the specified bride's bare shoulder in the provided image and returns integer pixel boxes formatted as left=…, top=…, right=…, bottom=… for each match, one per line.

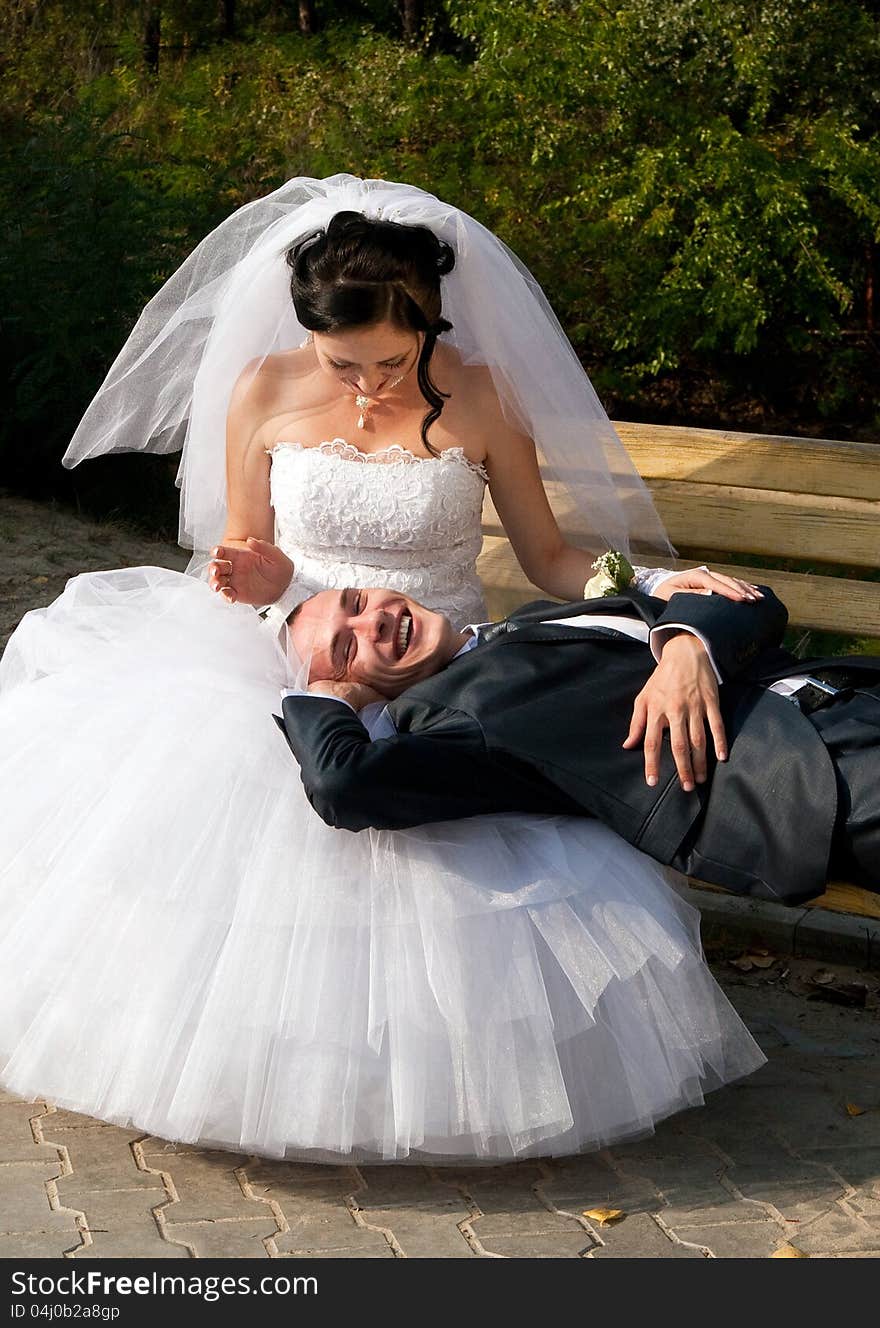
left=227, top=346, right=314, bottom=418
left=225, top=347, right=316, bottom=454
left=235, top=346, right=314, bottom=397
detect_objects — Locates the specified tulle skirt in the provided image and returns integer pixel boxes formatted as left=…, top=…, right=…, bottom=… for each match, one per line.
left=0, top=567, right=765, bottom=1162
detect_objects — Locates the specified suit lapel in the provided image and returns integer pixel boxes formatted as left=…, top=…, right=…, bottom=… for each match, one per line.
left=487, top=591, right=659, bottom=646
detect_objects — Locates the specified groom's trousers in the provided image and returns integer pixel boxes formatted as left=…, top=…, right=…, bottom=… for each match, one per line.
left=805, top=677, right=880, bottom=891
left=669, top=670, right=880, bottom=901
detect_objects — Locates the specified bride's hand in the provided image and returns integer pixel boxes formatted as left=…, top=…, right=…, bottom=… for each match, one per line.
left=209, top=538, right=295, bottom=606
left=651, top=568, right=763, bottom=603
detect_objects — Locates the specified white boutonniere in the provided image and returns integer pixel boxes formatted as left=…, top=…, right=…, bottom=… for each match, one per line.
left=583, top=550, right=636, bottom=599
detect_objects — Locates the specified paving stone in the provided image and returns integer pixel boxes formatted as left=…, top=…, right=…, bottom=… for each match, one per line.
left=820, top=1248, right=880, bottom=1257
left=73, top=1231, right=191, bottom=1259
left=429, top=1162, right=544, bottom=1188
left=143, top=1150, right=259, bottom=1225
left=38, top=1109, right=113, bottom=1131
left=52, top=1125, right=158, bottom=1193
left=243, top=1158, right=361, bottom=1190
left=274, top=1204, right=390, bottom=1259
left=0, top=1230, right=83, bottom=1258
left=590, top=1212, right=705, bottom=1258
left=280, top=1244, right=395, bottom=1258
left=669, top=1219, right=781, bottom=1258
left=0, top=1162, right=78, bottom=1232
left=476, top=1232, right=592, bottom=1258
left=0, top=1103, right=60, bottom=1163
left=352, top=1166, right=436, bottom=1206
left=462, top=1173, right=598, bottom=1252
left=606, top=1131, right=707, bottom=1166
left=470, top=1208, right=580, bottom=1239
left=792, top=1110, right=880, bottom=1150
left=66, top=1190, right=182, bottom=1260
left=0, top=1089, right=42, bottom=1107
left=365, top=1212, right=476, bottom=1258
left=849, top=1194, right=880, bottom=1217
left=131, top=1135, right=189, bottom=1155
left=809, top=1150, right=880, bottom=1200
left=243, top=1158, right=358, bottom=1213
left=169, top=1220, right=276, bottom=1258
left=790, top=1207, right=880, bottom=1256
left=599, top=1153, right=747, bottom=1227
left=731, top=1168, right=845, bottom=1224
left=541, top=1172, right=658, bottom=1219
left=353, top=1168, right=472, bottom=1219
left=267, top=1193, right=356, bottom=1242
left=651, top=1181, right=754, bottom=1228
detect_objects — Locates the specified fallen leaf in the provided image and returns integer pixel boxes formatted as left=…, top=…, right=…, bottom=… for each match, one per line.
left=771, top=1243, right=809, bottom=1258
left=810, top=969, right=836, bottom=986
left=748, top=955, right=776, bottom=969
left=31, top=575, right=49, bottom=584
left=845, top=1103, right=867, bottom=1117
left=583, top=1207, right=625, bottom=1226
left=730, top=956, right=754, bottom=972
left=750, top=947, right=771, bottom=957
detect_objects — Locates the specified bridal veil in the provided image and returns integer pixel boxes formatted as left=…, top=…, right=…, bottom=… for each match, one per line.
left=61, top=174, right=672, bottom=561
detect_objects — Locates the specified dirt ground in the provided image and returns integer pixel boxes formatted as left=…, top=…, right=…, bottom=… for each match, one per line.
left=0, top=490, right=188, bottom=651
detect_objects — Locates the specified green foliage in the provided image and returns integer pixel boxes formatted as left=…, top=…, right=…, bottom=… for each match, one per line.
left=447, top=1, right=880, bottom=422
left=1, top=1, right=878, bottom=525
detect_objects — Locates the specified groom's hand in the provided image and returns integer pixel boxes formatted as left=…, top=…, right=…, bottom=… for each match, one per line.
left=209, top=538, right=294, bottom=605
left=308, top=679, right=387, bottom=711
left=622, top=633, right=727, bottom=792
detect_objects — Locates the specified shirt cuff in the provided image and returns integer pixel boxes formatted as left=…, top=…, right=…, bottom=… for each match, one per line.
left=633, top=564, right=710, bottom=597
left=648, top=625, right=723, bottom=684
left=280, top=687, right=356, bottom=714
left=261, top=575, right=313, bottom=642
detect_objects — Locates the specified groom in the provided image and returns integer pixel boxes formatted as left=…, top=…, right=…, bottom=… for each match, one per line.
left=275, top=584, right=880, bottom=906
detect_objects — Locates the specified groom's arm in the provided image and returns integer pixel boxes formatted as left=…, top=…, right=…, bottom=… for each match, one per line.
left=277, top=695, right=506, bottom=832
left=624, top=585, right=788, bottom=792
left=651, top=585, right=788, bottom=680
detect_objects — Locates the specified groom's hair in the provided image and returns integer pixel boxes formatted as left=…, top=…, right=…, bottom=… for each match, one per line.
left=286, top=600, right=307, bottom=627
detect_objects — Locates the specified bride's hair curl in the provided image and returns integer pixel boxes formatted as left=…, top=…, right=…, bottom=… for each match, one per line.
left=286, top=211, right=454, bottom=455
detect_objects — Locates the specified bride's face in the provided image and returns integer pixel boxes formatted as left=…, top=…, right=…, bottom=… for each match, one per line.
left=312, top=321, right=422, bottom=399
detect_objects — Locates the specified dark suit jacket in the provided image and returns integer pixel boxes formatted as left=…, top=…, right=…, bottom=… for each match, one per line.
left=277, top=588, right=875, bottom=904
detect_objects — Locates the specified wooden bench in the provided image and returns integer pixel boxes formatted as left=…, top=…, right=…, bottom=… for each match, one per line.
left=477, top=422, right=880, bottom=922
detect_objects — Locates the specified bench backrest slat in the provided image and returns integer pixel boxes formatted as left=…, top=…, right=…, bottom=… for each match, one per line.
left=615, top=422, right=880, bottom=501
left=479, top=422, right=880, bottom=639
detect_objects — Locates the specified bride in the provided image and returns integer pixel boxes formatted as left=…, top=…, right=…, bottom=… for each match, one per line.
left=0, top=175, right=765, bottom=1163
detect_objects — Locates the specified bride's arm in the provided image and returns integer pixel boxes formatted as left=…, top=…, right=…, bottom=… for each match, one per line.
left=480, top=385, right=757, bottom=605
left=209, top=361, right=295, bottom=606
left=483, top=416, right=594, bottom=603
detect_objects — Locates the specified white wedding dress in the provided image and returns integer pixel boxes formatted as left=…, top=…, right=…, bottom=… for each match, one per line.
left=0, top=439, right=765, bottom=1162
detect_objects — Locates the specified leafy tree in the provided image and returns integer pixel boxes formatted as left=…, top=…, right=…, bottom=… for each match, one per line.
left=2, top=0, right=878, bottom=525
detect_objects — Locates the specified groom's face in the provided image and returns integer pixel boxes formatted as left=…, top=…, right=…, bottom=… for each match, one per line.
left=290, top=588, right=457, bottom=697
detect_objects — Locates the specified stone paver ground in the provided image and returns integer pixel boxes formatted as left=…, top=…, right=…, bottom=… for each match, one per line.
left=1, top=959, right=878, bottom=1259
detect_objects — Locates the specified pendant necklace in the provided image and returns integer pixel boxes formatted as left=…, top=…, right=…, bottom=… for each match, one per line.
left=356, top=374, right=407, bottom=430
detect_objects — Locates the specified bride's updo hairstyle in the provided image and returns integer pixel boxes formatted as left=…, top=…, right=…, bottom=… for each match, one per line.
left=286, top=210, right=455, bottom=455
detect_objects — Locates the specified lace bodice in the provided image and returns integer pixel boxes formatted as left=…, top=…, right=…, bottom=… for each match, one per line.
left=268, top=440, right=490, bottom=629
